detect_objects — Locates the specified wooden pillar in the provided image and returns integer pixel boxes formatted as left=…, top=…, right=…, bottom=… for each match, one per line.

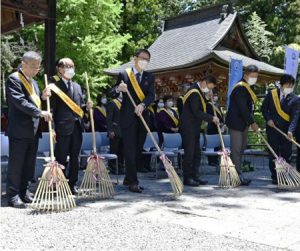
left=44, top=0, right=56, bottom=77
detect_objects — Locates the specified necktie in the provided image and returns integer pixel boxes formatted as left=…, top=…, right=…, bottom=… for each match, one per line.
left=280, top=95, right=286, bottom=105
left=67, top=81, right=73, bottom=97
left=135, top=73, right=141, bottom=84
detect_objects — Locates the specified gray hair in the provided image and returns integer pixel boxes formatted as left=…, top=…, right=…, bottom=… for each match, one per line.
left=22, top=51, right=42, bottom=63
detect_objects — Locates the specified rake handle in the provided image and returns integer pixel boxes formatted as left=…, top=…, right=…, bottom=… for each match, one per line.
left=210, top=99, right=226, bottom=151
left=125, top=88, right=163, bottom=155
left=84, top=72, right=97, bottom=153
left=44, top=74, right=55, bottom=161
left=257, top=130, right=278, bottom=159
left=273, top=125, right=300, bottom=148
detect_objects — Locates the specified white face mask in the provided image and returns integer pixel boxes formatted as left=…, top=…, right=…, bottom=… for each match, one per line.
left=82, top=94, right=86, bottom=100
left=283, top=87, right=294, bottom=96
left=101, top=98, right=107, bottom=104
left=166, top=101, right=173, bottom=108
left=64, top=68, right=75, bottom=79
left=201, top=87, right=210, bottom=93
left=158, top=102, right=164, bottom=108
left=138, top=60, right=148, bottom=70
left=247, top=77, right=257, bottom=86
left=213, top=96, right=218, bottom=102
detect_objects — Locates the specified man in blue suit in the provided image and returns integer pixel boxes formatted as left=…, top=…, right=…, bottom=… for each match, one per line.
left=5, top=51, right=52, bottom=208
left=261, top=74, right=300, bottom=184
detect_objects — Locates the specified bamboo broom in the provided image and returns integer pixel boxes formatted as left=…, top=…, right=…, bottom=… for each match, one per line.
left=125, top=85, right=183, bottom=196
left=30, top=74, right=76, bottom=211
left=210, top=100, right=241, bottom=188
left=257, top=130, right=300, bottom=188
left=78, top=72, right=115, bottom=199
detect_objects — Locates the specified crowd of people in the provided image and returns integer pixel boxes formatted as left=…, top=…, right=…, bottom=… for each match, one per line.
left=3, top=49, right=300, bottom=208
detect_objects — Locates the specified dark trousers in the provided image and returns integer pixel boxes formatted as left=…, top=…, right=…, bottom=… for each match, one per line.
left=6, top=134, right=39, bottom=198
left=54, top=122, right=82, bottom=187
left=295, top=128, right=300, bottom=172
left=109, top=134, right=124, bottom=170
left=181, top=126, right=201, bottom=180
left=122, top=118, right=147, bottom=185
left=266, top=127, right=292, bottom=180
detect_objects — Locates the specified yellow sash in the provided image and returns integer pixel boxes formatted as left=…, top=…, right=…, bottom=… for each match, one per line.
left=148, top=105, right=154, bottom=114
left=271, top=89, right=290, bottom=122
left=112, top=99, right=121, bottom=110
left=183, top=89, right=206, bottom=113
left=208, top=102, right=222, bottom=118
left=96, top=106, right=107, bottom=117
left=126, top=68, right=145, bottom=102
left=48, top=83, right=83, bottom=118
left=232, top=81, right=258, bottom=103
left=160, top=108, right=179, bottom=126
left=18, top=72, right=41, bottom=109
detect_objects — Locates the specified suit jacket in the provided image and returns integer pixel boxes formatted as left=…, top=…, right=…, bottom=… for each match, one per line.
left=49, top=76, right=84, bottom=135
left=180, top=83, right=213, bottom=132
left=94, top=105, right=107, bottom=132
left=110, top=69, right=155, bottom=129
left=157, top=108, right=179, bottom=133
left=106, top=100, right=121, bottom=137
left=226, top=79, right=255, bottom=131
left=5, top=70, right=42, bottom=139
left=177, top=95, right=184, bottom=118
left=206, top=102, right=224, bottom=134
left=261, top=88, right=300, bottom=134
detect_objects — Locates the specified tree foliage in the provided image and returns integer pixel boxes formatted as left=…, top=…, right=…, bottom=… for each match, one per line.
left=244, top=12, right=274, bottom=62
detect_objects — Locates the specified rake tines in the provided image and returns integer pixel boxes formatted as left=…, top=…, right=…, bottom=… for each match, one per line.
left=275, top=158, right=300, bottom=188
left=78, top=154, right=115, bottom=199
left=160, top=154, right=184, bottom=196
left=30, top=161, right=76, bottom=211
left=219, top=152, right=241, bottom=188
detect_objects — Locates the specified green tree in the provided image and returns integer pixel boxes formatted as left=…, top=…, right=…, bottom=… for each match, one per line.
left=120, top=0, right=164, bottom=61
left=244, top=12, right=274, bottom=62
left=2, top=0, right=131, bottom=99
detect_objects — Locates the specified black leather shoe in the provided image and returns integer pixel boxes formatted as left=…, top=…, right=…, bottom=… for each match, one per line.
left=183, top=178, right=200, bottom=187
left=129, top=184, right=143, bottom=193
left=8, top=195, right=26, bottom=208
left=194, top=177, right=208, bottom=185
left=70, top=186, right=78, bottom=195
left=240, top=178, right=251, bottom=186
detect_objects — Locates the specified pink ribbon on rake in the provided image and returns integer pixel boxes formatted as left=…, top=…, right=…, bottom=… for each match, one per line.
left=159, top=154, right=172, bottom=176
left=275, top=157, right=290, bottom=174
left=88, top=154, right=104, bottom=181
left=217, top=149, right=231, bottom=174
left=47, top=160, right=65, bottom=187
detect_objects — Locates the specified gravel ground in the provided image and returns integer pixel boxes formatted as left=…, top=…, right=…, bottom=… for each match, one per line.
left=1, top=156, right=299, bottom=251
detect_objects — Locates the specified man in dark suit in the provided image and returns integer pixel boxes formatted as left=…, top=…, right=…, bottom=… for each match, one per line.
left=5, top=51, right=52, bottom=208
left=106, top=94, right=124, bottom=174
left=261, top=74, right=300, bottom=184
left=180, top=75, right=219, bottom=186
left=296, top=102, right=300, bottom=172
left=49, top=58, right=92, bottom=194
left=226, top=65, right=260, bottom=186
left=110, top=49, right=155, bottom=193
